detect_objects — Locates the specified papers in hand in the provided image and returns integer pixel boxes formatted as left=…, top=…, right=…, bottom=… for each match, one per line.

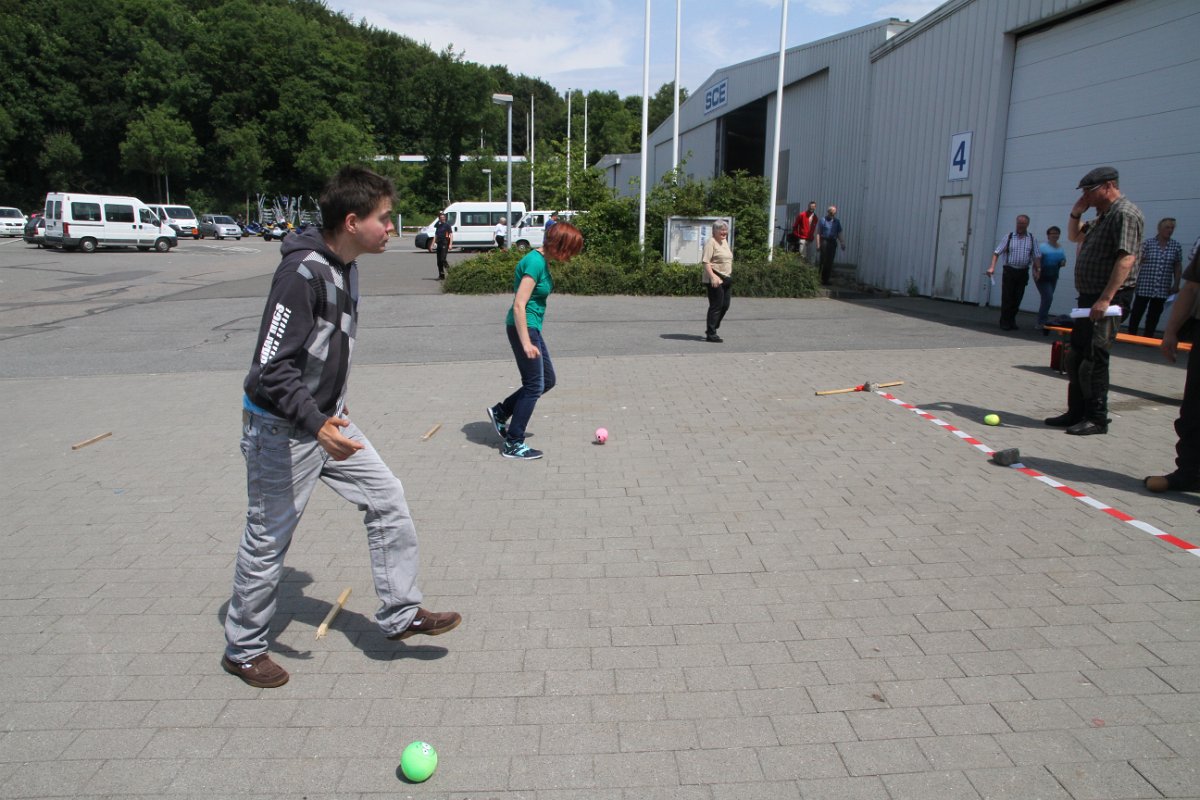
left=1069, top=306, right=1122, bottom=318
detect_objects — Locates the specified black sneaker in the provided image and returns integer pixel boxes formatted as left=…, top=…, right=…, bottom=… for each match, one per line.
left=502, top=440, right=543, bottom=460
left=486, top=404, right=508, bottom=438
left=1044, top=413, right=1081, bottom=428
left=706, top=333, right=723, bottom=343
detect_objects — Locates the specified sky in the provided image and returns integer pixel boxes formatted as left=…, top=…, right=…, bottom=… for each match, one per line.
left=329, top=0, right=945, bottom=98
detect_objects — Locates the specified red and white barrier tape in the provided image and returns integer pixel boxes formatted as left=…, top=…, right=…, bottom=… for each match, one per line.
left=877, top=392, right=1200, bottom=558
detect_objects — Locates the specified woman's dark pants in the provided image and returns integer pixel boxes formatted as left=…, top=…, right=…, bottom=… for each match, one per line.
left=499, top=325, right=555, bottom=442
left=706, top=280, right=731, bottom=336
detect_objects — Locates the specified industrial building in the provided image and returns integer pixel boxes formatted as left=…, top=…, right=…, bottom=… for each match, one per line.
left=642, top=0, right=1199, bottom=309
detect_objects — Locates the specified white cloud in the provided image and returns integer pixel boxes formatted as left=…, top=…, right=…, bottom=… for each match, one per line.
left=329, top=0, right=944, bottom=96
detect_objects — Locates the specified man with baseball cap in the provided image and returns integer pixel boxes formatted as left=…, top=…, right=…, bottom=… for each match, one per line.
left=1045, top=166, right=1144, bottom=435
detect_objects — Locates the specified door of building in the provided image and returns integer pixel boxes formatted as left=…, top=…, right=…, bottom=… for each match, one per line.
left=932, top=195, right=972, bottom=301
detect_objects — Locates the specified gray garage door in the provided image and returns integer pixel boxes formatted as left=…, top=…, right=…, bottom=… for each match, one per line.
left=994, top=0, right=1200, bottom=315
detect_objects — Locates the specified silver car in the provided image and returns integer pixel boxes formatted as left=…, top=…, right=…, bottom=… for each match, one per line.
left=199, top=214, right=243, bottom=240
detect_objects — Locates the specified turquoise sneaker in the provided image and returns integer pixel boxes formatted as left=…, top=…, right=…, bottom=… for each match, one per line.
left=486, top=404, right=508, bottom=438
left=501, top=440, right=543, bottom=460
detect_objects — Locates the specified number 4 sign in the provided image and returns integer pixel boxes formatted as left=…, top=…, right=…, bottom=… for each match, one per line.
left=948, top=132, right=972, bottom=181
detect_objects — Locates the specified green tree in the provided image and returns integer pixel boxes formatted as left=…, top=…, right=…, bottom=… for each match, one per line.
left=295, top=118, right=376, bottom=187
left=38, top=131, right=83, bottom=191
left=119, top=105, right=198, bottom=201
left=212, top=124, right=271, bottom=210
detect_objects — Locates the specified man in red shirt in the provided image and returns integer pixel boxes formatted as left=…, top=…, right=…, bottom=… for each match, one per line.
left=792, top=201, right=818, bottom=261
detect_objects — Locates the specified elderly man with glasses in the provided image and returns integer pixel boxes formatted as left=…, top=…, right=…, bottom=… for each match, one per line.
left=1044, top=166, right=1144, bottom=436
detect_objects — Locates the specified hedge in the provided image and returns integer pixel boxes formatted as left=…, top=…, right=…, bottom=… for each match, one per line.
left=445, top=248, right=822, bottom=298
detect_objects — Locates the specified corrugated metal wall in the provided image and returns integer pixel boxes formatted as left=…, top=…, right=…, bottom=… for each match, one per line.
left=860, top=0, right=1124, bottom=297
left=647, top=21, right=902, bottom=248
left=996, top=0, right=1200, bottom=317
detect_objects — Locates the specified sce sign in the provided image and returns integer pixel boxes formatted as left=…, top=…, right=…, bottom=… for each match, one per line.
left=704, top=79, right=728, bottom=115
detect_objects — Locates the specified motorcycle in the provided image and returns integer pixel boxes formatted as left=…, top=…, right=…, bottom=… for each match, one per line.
left=262, top=221, right=291, bottom=241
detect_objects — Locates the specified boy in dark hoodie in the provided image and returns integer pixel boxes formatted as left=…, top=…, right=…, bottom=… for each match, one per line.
left=223, top=166, right=461, bottom=688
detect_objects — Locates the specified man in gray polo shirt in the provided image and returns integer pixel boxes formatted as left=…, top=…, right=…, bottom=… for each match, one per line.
left=1045, top=166, right=1144, bottom=436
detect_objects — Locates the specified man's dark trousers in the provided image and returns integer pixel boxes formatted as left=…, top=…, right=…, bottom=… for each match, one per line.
left=1065, top=289, right=1132, bottom=424
left=1171, top=343, right=1200, bottom=482
left=435, top=241, right=449, bottom=278
left=1000, top=265, right=1030, bottom=328
left=819, top=240, right=838, bottom=285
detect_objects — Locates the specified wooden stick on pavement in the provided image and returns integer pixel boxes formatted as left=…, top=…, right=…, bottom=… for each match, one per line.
left=71, top=432, right=113, bottom=450
left=315, top=587, right=352, bottom=639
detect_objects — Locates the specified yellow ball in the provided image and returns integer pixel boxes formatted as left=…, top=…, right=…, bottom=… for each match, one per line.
left=984, top=413, right=1000, bottom=426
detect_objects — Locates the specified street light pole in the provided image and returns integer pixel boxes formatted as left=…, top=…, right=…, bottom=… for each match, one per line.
left=482, top=168, right=492, bottom=202
left=492, top=93, right=514, bottom=251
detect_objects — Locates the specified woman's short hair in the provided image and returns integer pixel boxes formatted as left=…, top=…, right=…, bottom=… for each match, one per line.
left=712, top=220, right=729, bottom=234
left=544, top=221, right=584, bottom=261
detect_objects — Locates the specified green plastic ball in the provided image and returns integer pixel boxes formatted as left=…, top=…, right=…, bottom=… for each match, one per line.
left=984, top=413, right=1000, bottom=426
left=400, top=740, right=438, bottom=782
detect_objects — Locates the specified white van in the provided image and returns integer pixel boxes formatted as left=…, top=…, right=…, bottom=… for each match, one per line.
left=512, top=210, right=581, bottom=251
left=147, top=203, right=201, bottom=239
left=43, top=193, right=178, bottom=253
left=440, top=201, right=527, bottom=250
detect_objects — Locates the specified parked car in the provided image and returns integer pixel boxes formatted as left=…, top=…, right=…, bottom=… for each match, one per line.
left=0, top=206, right=26, bottom=237
left=23, top=214, right=45, bottom=247
left=43, top=192, right=177, bottom=253
left=512, top=210, right=581, bottom=251
left=147, top=204, right=201, bottom=239
left=199, top=214, right=242, bottom=240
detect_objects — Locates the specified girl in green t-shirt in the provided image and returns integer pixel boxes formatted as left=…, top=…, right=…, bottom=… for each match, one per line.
left=486, top=222, right=584, bottom=460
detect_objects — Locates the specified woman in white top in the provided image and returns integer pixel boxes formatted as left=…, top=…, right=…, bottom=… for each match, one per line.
left=702, top=220, right=733, bottom=342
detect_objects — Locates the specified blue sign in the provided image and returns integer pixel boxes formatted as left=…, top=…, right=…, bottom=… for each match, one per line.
left=704, top=79, right=728, bottom=115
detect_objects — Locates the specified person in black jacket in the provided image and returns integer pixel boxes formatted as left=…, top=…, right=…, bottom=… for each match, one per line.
left=223, top=166, right=461, bottom=689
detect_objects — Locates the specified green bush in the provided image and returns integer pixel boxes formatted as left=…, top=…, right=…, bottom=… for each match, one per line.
left=445, top=248, right=820, bottom=297
left=445, top=167, right=822, bottom=298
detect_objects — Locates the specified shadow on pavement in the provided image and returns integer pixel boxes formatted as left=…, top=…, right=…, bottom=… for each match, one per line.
left=1011, top=454, right=1200, bottom=511
left=918, top=399, right=1046, bottom=430
left=215, top=567, right=449, bottom=663
left=462, top=420, right=499, bottom=447
left=660, top=333, right=707, bottom=342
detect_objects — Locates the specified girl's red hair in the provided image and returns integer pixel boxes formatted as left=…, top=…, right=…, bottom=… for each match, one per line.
left=543, top=222, right=583, bottom=261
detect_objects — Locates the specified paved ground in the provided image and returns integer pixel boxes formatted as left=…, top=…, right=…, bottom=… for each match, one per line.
left=1, top=235, right=1198, bottom=798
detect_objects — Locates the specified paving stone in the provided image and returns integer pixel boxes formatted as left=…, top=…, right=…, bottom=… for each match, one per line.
left=921, top=704, right=1011, bottom=736
left=836, top=738, right=930, bottom=776
left=6, top=286, right=1200, bottom=799
left=1130, top=757, right=1200, bottom=798
left=1045, top=759, right=1163, bottom=799
left=881, top=769, right=982, bottom=800
left=916, top=734, right=1012, bottom=770
left=756, top=743, right=847, bottom=780
left=964, top=765, right=1073, bottom=800
left=994, top=731, right=1100, bottom=765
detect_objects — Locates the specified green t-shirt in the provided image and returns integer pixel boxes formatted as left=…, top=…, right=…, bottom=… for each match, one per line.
left=504, top=250, right=553, bottom=330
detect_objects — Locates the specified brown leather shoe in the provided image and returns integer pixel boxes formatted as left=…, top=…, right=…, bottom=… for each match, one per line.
left=388, top=608, right=462, bottom=641
left=222, top=653, right=289, bottom=688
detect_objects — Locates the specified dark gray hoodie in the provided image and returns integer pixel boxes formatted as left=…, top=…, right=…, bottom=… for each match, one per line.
left=243, top=227, right=358, bottom=435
